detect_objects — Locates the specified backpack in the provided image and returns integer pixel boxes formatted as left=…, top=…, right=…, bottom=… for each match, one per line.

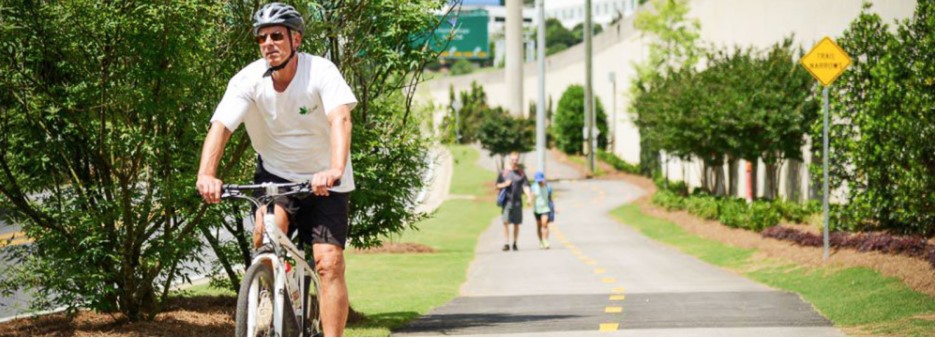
left=496, top=169, right=512, bottom=207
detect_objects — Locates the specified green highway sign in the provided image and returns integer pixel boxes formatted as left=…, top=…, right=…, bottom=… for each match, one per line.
left=432, top=9, right=490, bottom=60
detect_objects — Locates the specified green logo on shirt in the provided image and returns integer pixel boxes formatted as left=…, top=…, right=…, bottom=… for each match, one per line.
left=299, top=106, right=308, bottom=115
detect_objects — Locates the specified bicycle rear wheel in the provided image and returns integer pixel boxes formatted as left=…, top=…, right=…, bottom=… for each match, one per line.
left=236, top=263, right=275, bottom=337
left=303, top=271, right=323, bottom=337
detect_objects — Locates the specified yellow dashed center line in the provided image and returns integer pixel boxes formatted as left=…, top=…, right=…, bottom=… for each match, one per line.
left=604, top=306, right=622, bottom=313
left=601, top=277, right=617, bottom=284
left=612, top=287, right=626, bottom=293
left=609, top=294, right=626, bottom=301
left=584, top=260, right=597, bottom=265
left=599, top=323, right=619, bottom=332
left=593, top=268, right=606, bottom=274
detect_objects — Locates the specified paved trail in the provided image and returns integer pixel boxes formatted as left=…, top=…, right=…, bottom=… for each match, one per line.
left=396, top=150, right=841, bottom=336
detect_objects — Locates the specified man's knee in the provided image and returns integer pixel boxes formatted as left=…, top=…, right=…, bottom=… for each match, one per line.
left=314, top=245, right=346, bottom=280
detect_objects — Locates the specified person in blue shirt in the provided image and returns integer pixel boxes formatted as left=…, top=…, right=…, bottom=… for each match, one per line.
left=530, top=171, right=553, bottom=249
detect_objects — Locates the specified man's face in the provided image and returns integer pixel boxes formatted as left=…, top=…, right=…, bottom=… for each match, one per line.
left=509, top=154, right=520, bottom=169
left=256, top=26, right=300, bottom=65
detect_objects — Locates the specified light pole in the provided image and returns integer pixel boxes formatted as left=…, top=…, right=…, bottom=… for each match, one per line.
left=584, top=0, right=595, bottom=174
left=608, top=72, right=616, bottom=153
left=536, top=0, right=546, bottom=175
left=452, top=99, right=463, bottom=143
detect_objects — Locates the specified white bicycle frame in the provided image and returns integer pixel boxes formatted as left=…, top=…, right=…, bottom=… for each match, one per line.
left=226, top=182, right=322, bottom=337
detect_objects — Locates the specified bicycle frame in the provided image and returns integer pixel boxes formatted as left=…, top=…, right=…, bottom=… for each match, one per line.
left=223, top=182, right=321, bottom=337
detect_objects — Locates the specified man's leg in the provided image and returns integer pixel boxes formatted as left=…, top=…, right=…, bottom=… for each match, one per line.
left=501, top=206, right=511, bottom=251
left=253, top=205, right=290, bottom=248
left=313, top=243, right=348, bottom=337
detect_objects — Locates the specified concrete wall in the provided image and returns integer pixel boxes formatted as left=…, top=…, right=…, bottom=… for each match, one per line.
left=417, top=0, right=915, bottom=200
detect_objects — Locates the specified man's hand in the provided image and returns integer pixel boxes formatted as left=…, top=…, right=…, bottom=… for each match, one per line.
left=312, top=168, right=343, bottom=196
left=497, top=180, right=512, bottom=189
left=197, top=174, right=224, bottom=204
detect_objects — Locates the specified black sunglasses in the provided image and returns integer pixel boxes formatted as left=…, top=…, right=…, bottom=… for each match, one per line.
left=255, top=32, right=286, bottom=44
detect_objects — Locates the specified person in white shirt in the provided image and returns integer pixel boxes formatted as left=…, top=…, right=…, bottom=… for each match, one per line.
left=195, top=3, right=356, bottom=336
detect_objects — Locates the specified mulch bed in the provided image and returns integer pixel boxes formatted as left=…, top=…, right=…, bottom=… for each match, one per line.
left=0, top=296, right=236, bottom=337
left=347, top=242, right=437, bottom=254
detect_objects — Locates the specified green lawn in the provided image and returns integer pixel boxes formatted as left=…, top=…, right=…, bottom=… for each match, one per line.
left=345, top=145, right=496, bottom=336
left=611, top=203, right=935, bottom=336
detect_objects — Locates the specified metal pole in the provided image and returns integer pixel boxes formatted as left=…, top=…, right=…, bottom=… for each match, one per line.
left=584, top=0, right=595, bottom=173
left=536, top=0, right=546, bottom=175
left=822, top=86, right=830, bottom=260
left=505, top=0, right=523, bottom=116
left=609, top=72, right=616, bottom=153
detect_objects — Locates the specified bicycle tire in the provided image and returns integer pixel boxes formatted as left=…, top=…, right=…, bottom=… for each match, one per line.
left=235, top=263, right=276, bottom=337
left=303, top=272, right=323, bottom=337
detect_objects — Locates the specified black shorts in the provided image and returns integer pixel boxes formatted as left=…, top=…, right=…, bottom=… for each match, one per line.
left=254, top=161, right=350, bottom=249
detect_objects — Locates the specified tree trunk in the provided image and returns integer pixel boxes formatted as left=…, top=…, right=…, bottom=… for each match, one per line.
left=764, top=160, right=783, bottom=200
left=750, top=159, right=759, bottom=201
left=786, top=159, right=802, bottom=202
left=728, top=156, right=739, bottom=197
left=700, top=161, right=709, bottom=194
left=714, top=160, right=726, bottom=196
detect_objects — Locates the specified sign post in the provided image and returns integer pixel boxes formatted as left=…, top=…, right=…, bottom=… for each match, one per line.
left=799, top=36, right=851, bottom=261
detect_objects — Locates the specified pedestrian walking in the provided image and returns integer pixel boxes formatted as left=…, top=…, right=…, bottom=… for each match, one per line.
left=496, top=152, right=532, bottom=251
left=530, top=171, right=553, bottom=249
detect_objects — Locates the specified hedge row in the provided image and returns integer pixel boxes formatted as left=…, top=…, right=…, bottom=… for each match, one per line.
left=761, top=226, right=935, bottom=270
left=597, top=150, right=640, bottom=175
left=652, top=190, right=819, bottom=232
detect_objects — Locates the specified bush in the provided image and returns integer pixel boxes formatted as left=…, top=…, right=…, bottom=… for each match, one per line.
left=449, top=58, right=475, bottom=76
left=718, top=198, right=751, bottom=229
left=774, top=199, right=819, bottom=224
left=652, top=190, right=685, bottom=211
left=686, top=196, right=719, bottom=220
left=552, top=84, right=608, bottom=154
left=654, top=175, right=689, bottom=196
left=597, top=150, right=640, bottom=174
left=748, top=201, right=782, bottom=231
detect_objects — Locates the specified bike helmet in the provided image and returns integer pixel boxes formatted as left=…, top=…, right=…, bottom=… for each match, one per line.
left=253, top=2, right=305, bottom=36
left=253, top=3, right=305, bottom=77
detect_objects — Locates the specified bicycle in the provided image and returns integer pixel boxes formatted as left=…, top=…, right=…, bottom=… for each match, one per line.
left=221, top=181, right=332, bottom=337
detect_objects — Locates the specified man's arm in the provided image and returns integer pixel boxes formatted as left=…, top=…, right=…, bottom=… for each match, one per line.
left=196, top=122, right=233, bottom=204
left=312, top=104, right=352, bottom=196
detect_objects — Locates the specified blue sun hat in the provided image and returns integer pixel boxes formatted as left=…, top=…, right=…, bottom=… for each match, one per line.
left=534, top=171, right=546, bottom=182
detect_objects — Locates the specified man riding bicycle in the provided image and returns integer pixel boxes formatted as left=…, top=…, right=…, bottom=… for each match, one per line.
left=196, top=3, right=356, bottom=336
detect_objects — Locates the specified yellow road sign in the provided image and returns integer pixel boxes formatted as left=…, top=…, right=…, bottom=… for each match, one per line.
left=800, top=37, right=852, bottom=87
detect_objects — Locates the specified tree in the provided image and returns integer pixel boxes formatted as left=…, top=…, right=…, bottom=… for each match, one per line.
left=815, top=2, right=935, bottom=235
left=441, top=81, right=494, bottom=144
left=631, top=0, right=702, bottom=176
left=552, top=85, right=608, bottom=155
left=477, top=109, right=535, bottom=169
left=0, top=1, right=234, bottom=320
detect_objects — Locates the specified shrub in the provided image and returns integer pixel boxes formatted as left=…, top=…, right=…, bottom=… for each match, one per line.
left=597, top=150, right=640, bottom=174
left=774, top=200, right=819, bottom=224
left=748, top=201, right=782, bottom=231
left=686, top=196, right=719, bottom=220
left=718, top=198, right=750, bottom=229
left=552, top=84, right=609, bottom=154
left=652, top=190, right=685, bottom=211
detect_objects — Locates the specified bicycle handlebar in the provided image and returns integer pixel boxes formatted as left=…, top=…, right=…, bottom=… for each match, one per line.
left=220, top=179, right=342, bottom=199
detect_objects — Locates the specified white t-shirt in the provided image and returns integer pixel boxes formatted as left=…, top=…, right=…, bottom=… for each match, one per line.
left=211, top=53, right=358, bottom=192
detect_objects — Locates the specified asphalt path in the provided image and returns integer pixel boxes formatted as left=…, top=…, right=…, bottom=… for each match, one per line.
left=396, top=150, right=841, bottom=336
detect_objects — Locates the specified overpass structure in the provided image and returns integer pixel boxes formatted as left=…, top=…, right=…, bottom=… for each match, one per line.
left=417, top=0, right=915, bottom=201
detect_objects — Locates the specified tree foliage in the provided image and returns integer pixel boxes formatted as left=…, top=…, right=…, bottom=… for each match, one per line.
left=552, top=85, right=608, bottom=155
left=631, top=0, right=702, bottom=176
left=816, top=2, right=935, bottom=235
left=441, top=81, right=493, bottom=144
left=477, top=109, right=535, bottom=162
left=634, top=38, right=816, bottom=197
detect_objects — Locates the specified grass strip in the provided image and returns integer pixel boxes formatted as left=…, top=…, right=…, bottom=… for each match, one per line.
left=345, top=145, right=496, bottom=336
left=611, top=203, right=935, bottom=336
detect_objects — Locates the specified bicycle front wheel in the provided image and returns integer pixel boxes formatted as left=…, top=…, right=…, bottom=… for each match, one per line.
left=235, top=263, right=275, bottom=337
left=303, top=271, right=323, bottom=337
